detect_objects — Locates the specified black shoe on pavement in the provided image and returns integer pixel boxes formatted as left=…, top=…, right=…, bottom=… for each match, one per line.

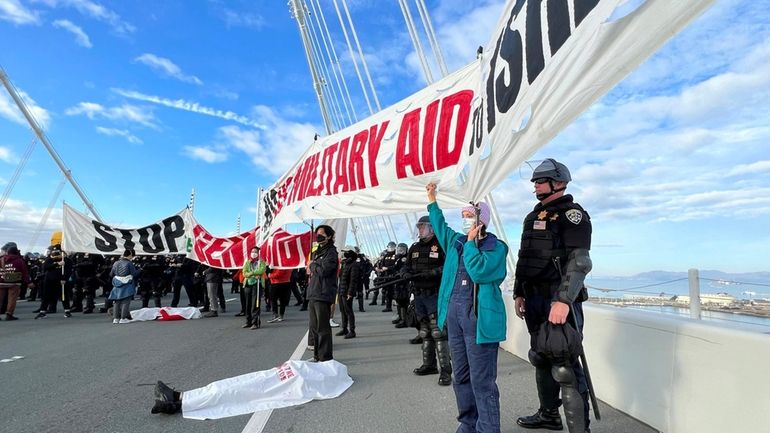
left=438, top=372, right=452, bottom=386
left=64, top=311, right=72, bottom=318
left=335, top=329, right=348, bottom=336
left=151, top=400, right=181, bottom=415
left=5, top=314, right=18, bottom=321
left=34, top=312, right=47, bottom=319
left=359, top=308, right=365, bottom=312
left=294, top=301, right=303, bottom=306
left=83, top=309, right=93, bottom=314
left=299, top=306, right=307, bottom=311
left=516, top=408, right=564, bottom=431
left=154, top=381, right=180, bottom=402
left=344, top=331, right=356, bottom=339
left=203, top=311, right=218, bottom=318
left=381, top=308, right=393, bottom=312
left=368, top=301, right=377, bottom=306
left=99, top=307, right=109, bottom=313
left=395, top=322, right=407, bottom=328
left=409, top=336, right=423, bottom=344
left=235, top=312, right=245, bottom=316
left=413, top=365, right=439, bottom=376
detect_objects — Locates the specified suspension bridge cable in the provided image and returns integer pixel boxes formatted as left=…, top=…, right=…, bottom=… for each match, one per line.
left=340, top=0, right=382, bottom=111
left=415, top=0, right=449, bottom=76
left=331, top=0, right=373, bottom=115
left=0, top=136, right=36, bottom=216
left=398, top=0, right=434, bottom=83
left=27, top=176, right=67, bottom=252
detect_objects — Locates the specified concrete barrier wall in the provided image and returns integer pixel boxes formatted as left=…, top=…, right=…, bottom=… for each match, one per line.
left=499, top=296, right=770, bottom=433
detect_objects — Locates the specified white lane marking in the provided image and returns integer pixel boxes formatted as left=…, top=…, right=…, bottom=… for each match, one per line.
left=240, top=330, right=309, bottom=433
left=0, top=355, right=25, bottom=363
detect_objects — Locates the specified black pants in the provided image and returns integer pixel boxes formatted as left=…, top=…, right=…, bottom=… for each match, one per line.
left=243, top=282, right=261, bottom=326
left=39, top=280, right=71, bottom=313
left=290, top=282, right=303, bottom=304
left=309, top=300, right=333, bottom=361
left=73, top=277, right=99, bottom=311
left=171, top=276, right=194, bottom=307
left=270, top=282, right=292, bottom=317
left=338, top=292, right=355, bottom=332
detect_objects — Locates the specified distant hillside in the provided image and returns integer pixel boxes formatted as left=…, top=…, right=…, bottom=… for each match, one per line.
left=632, top=270, right=770, bottom=282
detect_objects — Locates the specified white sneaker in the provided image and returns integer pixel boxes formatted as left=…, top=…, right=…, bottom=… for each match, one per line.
left=113, top=319, right=119, bottom=324
left=118, top=318, right=130, bottom=324
left=329, top=319, right=340, bottom=328
left=267, top=315, right=281, bottom=323
left=277, top=316, right=284, bottom=322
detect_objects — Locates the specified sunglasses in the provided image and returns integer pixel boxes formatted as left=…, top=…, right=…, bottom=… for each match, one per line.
left=533, top=178, right=550, bottom=184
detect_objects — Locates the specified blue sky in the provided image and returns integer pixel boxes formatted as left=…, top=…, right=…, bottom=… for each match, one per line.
left=1, top=0, right=769, bottom=276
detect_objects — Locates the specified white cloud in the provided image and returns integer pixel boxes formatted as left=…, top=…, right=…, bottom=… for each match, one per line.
left=65, top=101, right=158, bottom=129
left=134, top=54, right=202, bottom=85
left=184, top=145, right=228, bottom=163
left=95, top=126, right=142, bottom=144
left=0, top=198, right=63, bottom=253
left=0, top=145, right=15, bottom=163
left=727, top=161, right=770, bottom=177
left=0, top=87, right=51, bottom=129
left=112, top=88, right=265, bottom=129
left=221, top=9, right=264, bottom=29
left=32, top=0, right=135, bottom=33
left=52, top=19, right=92, bottom=47
left=0, top=0, right=40, bottom=24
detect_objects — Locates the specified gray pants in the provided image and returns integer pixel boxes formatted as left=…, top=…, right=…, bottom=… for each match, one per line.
left=207, top=282, right=220, bottom=312
left=114, top=298, right=131, bottom=319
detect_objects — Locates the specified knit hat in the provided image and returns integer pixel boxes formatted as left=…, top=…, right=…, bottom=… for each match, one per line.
left=461, top=202, right=491, bottom=228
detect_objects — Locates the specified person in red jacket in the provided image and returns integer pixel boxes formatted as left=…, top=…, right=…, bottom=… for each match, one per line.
left=268, top=267, right=293, bottom=323
left=0, top=242, right=32, bottom=320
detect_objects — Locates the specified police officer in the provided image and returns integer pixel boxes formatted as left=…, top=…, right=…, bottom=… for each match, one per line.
left=402, top=216, right=450, bottom=386
left=371, top=242, right=396, bottom=306
left=514, top=159, right=593, bottom=433
left=336, top=245, right=360, bottom=339
left=392, top=243, right=410, bottom=328
left=169, top=255, right=198, bottom=307
left=356, top=249, right=371, bottom=312
left=71, top=252, right=104, bottom=313
left=140, top=255, right=166, bottom=308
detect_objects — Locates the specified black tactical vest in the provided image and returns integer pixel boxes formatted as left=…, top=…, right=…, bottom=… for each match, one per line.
left=408, top=236, right=445, bottom=290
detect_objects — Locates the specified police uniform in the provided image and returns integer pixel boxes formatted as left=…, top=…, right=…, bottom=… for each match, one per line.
left=403, top=235, right=450, bottom=381
left=139, top=256, right=166, bottom=308
left=514, top=193, right=592, bottom=433
left=72, top=253, right=104, bottom=313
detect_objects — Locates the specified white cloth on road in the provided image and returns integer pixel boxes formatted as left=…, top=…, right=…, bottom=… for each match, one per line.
left=128, top=307, right=202, bottom=321
left=181, top=359, right=353, bottom=420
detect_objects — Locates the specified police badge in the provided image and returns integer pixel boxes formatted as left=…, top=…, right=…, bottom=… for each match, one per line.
left=565, top=209, right=582, bottom=225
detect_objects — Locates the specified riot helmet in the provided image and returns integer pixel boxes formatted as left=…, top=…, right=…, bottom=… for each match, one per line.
left=531, top=159, right=571, bottom=201
left=386, top=241, right=396, bottom=252
left=396, top=243, right=408, bottom=255
left=416, top=215, right=434, bottom=240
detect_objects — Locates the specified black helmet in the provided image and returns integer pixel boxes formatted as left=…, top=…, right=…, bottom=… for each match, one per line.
left=396, top=243, right=408, bottom=255
left=531, top=159, right=571, bottom=183
left=386, top=241, right=396, bottom=252
left=416, top=215, right=430, bottom=226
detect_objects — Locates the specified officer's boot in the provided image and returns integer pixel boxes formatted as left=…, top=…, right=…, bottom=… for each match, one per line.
left=381, top=297, right=393, bottom=312
left=369, top=291, right=378, bottom=306
left=84, top=294, right=95, bottom=314
left=436, top=340, right=452, bottom=386
left=553, top=365, right=587, bottom=433
left=517, top=366, right=564, bottom=430
left=395, top=306, right=408, bottom=328
left=413, top=339, right=438, bottom=375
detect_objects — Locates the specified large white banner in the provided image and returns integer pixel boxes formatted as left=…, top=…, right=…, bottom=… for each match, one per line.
left=259, top=0, right=713, bottom=239
left=62, top=204, right=193, bottom=255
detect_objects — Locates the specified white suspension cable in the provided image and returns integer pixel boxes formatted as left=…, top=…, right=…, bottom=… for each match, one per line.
left=27, top=176, right=66, bottom=252
left=289, top=0, right=334, bottom=134
left=381, top=215, right=397, bottom=244
left=415, top=0, right=449, bottom=76
left=331, top=0, right=374, bottom=115
left=0, top=135, right=36, bottom=216
left=302, top=1, right=345, bottom=131
left=309, top=0, right=355, bottom=125
left=398, top=0, right=434, bottom=83
left=340, top=0, right=382, bottom=111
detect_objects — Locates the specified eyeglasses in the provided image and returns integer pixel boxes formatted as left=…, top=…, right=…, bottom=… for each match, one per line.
left=533, top=178, right=550, bottom=184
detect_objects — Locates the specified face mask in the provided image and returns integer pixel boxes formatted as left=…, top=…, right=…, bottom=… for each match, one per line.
left=462, top=217, right=476, bottom=234
left=250, top=252, right=258, bottom=259
left=316, top=234, right=327, bottom=243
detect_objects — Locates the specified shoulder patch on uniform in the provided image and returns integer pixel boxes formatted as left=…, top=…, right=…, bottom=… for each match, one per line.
left=565, top=209, right=582, bottom=225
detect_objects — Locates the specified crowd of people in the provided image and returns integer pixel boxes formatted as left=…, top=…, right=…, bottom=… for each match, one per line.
left=3, top=159, right=595, bottom=433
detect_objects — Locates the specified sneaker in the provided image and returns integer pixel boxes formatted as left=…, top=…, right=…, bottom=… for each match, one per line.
left=5, top=314, right=18, bottom=321
left=118, top=318, right=130, bottom=324
left=306, top=345, right=314, bottom=351
left=113, top=319, right=120, bottom=324
left=267, top=315, right=281, bottom=323
left=277, top=316, right=284, bottom=322
left=34, top=312, right=47, bottom=319
left=64, top=311, right=72, bottom=318
left=329, top=319, right=340, bottom=328
left=235, top=312, right=245, bottom=317
left=242, top=323, right=251, bottom=328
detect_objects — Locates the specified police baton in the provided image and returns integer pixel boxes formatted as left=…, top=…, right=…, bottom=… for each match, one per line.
left=568, top=306, right=601, bottom=421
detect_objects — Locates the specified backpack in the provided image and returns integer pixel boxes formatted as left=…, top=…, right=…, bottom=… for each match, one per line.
left=0, top=256, right=24, bottom=285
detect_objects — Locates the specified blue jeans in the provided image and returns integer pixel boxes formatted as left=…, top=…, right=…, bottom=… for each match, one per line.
left=447, top=300, right=501, bottom=433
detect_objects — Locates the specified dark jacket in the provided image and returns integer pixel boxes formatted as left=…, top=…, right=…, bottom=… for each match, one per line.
left=203, top=266, right=224, bottom=283
left=307, top=244, right=338, bottom=303
left=0, top=253, right=30, bottom=287
left=339, top=256, right=362, bottom=298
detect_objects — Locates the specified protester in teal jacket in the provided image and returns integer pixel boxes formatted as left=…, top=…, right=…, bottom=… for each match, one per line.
left=426, top=182, right=507, bottom=433
left=428, top=196, right=508, bottom=344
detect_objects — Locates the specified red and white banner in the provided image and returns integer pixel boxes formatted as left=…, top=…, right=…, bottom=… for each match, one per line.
left=189, top=222, right=313, bottom=270
left=259, top=0, right=714, bottom=240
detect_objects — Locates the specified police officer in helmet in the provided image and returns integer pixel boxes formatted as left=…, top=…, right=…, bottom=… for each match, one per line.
left=402, top=215, right=450, bottom=386
left=514, top=159, right=593, bottom=433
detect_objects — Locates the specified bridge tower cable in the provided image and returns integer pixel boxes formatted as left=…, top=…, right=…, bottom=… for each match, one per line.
left=26, top=176, right=67, bottom=252
left=0, top=135, right=36, bottom=217
left=0, top=65, right=103, bottom=222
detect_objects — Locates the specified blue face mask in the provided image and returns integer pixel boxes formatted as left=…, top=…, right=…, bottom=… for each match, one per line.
left=462, top=218, right=476, bottom=234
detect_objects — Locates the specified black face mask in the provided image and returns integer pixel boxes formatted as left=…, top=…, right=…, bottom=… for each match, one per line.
left=316, top=234, right=327, bottom=243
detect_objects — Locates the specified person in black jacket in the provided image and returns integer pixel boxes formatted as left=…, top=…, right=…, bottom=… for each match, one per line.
left=306, top=225, right=339, bottom=362
left=336, top=245, right=360, bottom=339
